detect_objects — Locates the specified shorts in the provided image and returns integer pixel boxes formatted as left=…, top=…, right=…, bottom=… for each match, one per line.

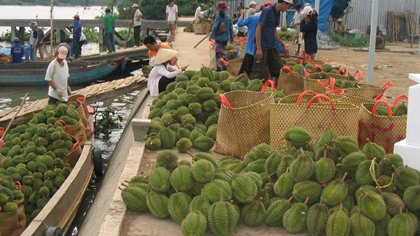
left=252, top=48, right=283, bottom=79
left=168, top=21, right=176, bottom=26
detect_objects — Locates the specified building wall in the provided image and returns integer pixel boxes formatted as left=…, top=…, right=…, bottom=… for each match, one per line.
left=343, top=0, right=419, bottom=36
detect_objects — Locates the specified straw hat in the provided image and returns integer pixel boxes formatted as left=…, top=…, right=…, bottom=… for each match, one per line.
left=153, top=49, right=177, bottom=66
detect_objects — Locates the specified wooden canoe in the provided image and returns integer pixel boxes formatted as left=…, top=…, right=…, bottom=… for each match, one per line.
left=0, top=57, right=125, bottom=86
left=20, top=114, right=95, bottom=236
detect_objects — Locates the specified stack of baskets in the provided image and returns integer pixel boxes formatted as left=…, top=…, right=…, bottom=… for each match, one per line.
left=194, top=23, right=207, bottom=35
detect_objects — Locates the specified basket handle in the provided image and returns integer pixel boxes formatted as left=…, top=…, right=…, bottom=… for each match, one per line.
left=71, top=142, right=80, bottom=152
left=0, top=127, right=4, bottom=138
left=372, top=100, right=393, bottom=117
left=326, top=89, right=345, bottom=96
left=14, top=181, right=22, bottom=191
left=311, top=64, right=324, bottom=73
left=219, top=94, right=232, bottom=109
left=381, top=81, right=394, bottom=90
left=0, top=140, right=3, bottom=150
left=307, top=94, right=336, bottom=110
left=261, top=80, right=274, bottom=93
left=317, top=79, right=328, bottom=88
left=336, top=67, right=347, bottom=75
left=297, top=91, right=321, bottom=105
left=393, top=94, right=408, bottom=106
left=302, top=67, right=309, bottom=79
left=328, top=77, right=336, bottom=90
left=221, top=58, right=229, bottom=65
left=299, top=52, right=312, bottom=60
left=281, top=66, right=294, bottom=76
left=353, top=70, right=363, bottom=81
left=300, top=59, right=310, bottom=65
left=76, top=97, right=85, bottom=104
left=373, top=93, right=387, bottom=101
left=54, top=120, right=68, bottom=131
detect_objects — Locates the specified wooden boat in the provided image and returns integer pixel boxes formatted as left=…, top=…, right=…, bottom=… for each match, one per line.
left=0, top=57, right=125, bottom=86
left=19, top=111, right=96, bottom=236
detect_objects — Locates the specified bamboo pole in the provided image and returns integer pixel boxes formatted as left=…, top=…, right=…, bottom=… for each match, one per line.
left=50, top=0, right=55, bottom=55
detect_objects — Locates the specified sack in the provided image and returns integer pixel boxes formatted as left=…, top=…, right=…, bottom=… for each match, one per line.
left=277, top=66, right=305, bottom=95
left=358, top=97, right=407, bottom=153
left=344, top=82, right=393, bottom=100
left=55, top=119, right=88, bottom=146
left=13, top=194, right=26, bottom=235
left=62, top=140, right=82, bottom=167
left=67, top=95, right=92, bottom=138
left=0, top=210, right=19, bottom=236
left=270, top=93, right=360, bottom=149
left=215, top=81, right=275, bottom=158
left=215, top=20, right=227, bottom=35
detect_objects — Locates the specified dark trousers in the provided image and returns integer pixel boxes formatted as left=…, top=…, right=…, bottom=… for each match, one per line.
left=48, top=96, right=59, bottom=104
left=158, top=76, right=173, bottom=93
left=134, top=25, right=141, bottom=46
left=74, top=36, right=81, bottom=58
left=252, top=48, right=282, bottom=79
left=239, top=53, right=255, bottom=76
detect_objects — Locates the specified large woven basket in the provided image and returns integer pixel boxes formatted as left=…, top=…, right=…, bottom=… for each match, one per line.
left=358, top=100, right=407, bottom=153
left=344, top=82, right=393, bottom=100
left=0, top=56, right=11, bottom=63
left=194, top=23, right=207, bottom=35
left=271, top=94, right=360, bottom=149
left=215, top=81, right=275, bottom=158
left=277, top=66, right=304, bottom=95
left=226, top=58, right=243, bottom=76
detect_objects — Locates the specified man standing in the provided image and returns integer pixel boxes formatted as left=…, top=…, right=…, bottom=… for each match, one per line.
left=166, top=0, right=178, bottom=41
left=34, top=22, right=45, bottom=61
left=129, top=4, right=143, bottom=47
left=246, top=1, right=257, bottom=18
left=291, top=3, right=302, bottom=55
left=56, top=38, right=73, bottom=60
left=45, top=46, right=71, bottom=104
left=25, top=21, right=38, bottom=62
left=72, top=14, right=82, bottom=58
left=104, top=8, right=116, bottom=53
left=10, top=37, right=24, bottom=63
left=143, top=35, right=173, bottom=66
left=255, top=0, right=292, bottom=85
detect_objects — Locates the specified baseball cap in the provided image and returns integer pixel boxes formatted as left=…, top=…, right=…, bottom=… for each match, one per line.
left=105, top=8, right=111, bottom=12
left=13, top=37, right=19, bottom=43
left=29, top=21, right=36, bottom=27
left=132, top=3, right=139, bottom=8
left=283, top=0, right=294, bottom=4
left=302, top=6, right=313, bottom=15
left=57, top=46, right=68, bottom=60
left=250, top=1, right=257, bottom=6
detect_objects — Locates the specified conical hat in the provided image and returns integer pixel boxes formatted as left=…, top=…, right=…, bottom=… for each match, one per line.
left=153, top=49, right=178, bottom=66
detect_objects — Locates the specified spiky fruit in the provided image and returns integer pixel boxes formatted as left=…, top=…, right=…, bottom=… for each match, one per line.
left=146, top=191, right=169, bottom=218
left=387, top=213, right=417, bottom=236
left=379, top=154, right=404, bottom=176
left=241, top=198, right=266, bottom=226
left=307, top=201, right=329, bottom=235
left=376, top=175, right=396, bottom=192
left=313, top=129, right=337, bottom=152
left=292, top=181, right=321, bottom=204
left=315, top=156, right=336, bottom=184
left=243, top=172, right=263, bottom=190
left=284, top=127, right=311, bottom=148
left=203, top=179, right=232, bottom=203
left=358, top=190, right=386, bottom=221
left=289, top=153, right=314, bottom=182
left=252, top=143, right=272, bottom=159
left=274, top=171, right=294, bottom=198
left=334, top=136, right=359, bottom=157
left=231, top=174, right=258, bottom=203
left=321, top=174, right=348, bottom=206
left=190, top=191, right=211, bottom=217
left=194, top=136, right=214, bottom=152
left=276, top=155, right=294, bottom=176
left=146, top=137, right=161, bottom=150
left=394, top=166, right=420, bottom=191
left=403, top=185, right=420, bottom=212
left=170, top=165, right=194, bottom=192
left=156, top=150, right=178, bottom=171
left=283, top=202, right=308, bottom=233
left=350, top=212, right=376, bottom=236
left=149, top=167, right=171, bottom=193
left=191, top=160, right=215, bottom=184
left=362, top=141, right=385, bottom=161
left=193, top=153, right=218, bottom=169
left=381, top=192, right=405, bottom=216
left=168, top=192, right=192, bottom=224
left=326, top=206, right=350, bottom=236
left=208, top=198, right=239, bottom=236
left=176, top=138, right=193, bottom=153
left=374, top=213, right=391, bottom=236
left=265, top=199, right=291, bottom=227
left=264, top=152, right=282, bottom=176
left=355, top=160, right=379, bottom=186
left=340, top=152, right=368, bottom=172
left=121, top=187, right=147, bottom=212
left=181, top=210, right=207, bottom=236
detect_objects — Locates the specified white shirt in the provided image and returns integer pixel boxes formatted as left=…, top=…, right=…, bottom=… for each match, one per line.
left=293, top=11, right=302, bottom=29
left=134, top=9, right=142, bottom=26
left=45, top=58, right=70, bottom=101
left=166, top=5, right=178, bottom=22
left=148, top=64, right=182, bottom=97
left=194, top=6, right=202, bottom=23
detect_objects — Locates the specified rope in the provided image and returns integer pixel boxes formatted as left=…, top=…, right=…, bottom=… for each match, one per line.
left=370, top=158, right=394, bottom=190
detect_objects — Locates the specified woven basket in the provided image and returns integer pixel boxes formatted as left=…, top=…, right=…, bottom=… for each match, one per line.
left=215, top=81, right=275, bottom=158
left=358, top=100, right=406, bottom=153
left=0, top=56, right=11, bottom=63
left=277, top=66, right=304, bottom=95
left=304, top=73, right=352, bottom=93
left=226, top=58, right=243, bottom=76
left=194, top=23, right=207, bottom=35
left=344, top=83, right=389, bottom=100
left=206, top=22, right=212, bottom=34
left=271, top=94, right=360, bottom=149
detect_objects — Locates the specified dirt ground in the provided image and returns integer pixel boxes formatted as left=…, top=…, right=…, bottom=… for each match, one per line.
left=172, top=27, right=420, bottom=100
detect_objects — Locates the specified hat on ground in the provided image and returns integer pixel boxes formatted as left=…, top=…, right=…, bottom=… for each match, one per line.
left=249, top=1, right=257, bottom=6
left=302, top=6, right=313, bottom=15
left=105, top=8, right=111, bottom=13
left=29, top=21, right=36, bottom=27
left=57, top=46, right=68, bottom=60
left=13, top=37, right=19, bottom=43
left=215, top=1, right=229, bottom=11
left=132, top=3, right=139, bottom=8
left=153, top=49, right=178, bottom=66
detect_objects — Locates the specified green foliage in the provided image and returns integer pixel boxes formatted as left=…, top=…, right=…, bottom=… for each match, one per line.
left=0, top=30, right=30, bottom=43
left=94, top=108, right=123, bottom=139
left=330, top=32, right=370, bottom=48
left=83, top=27, right=99, bottom=43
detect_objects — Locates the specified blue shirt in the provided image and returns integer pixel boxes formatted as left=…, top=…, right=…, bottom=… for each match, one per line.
left=211, top=14, right=234, bottom=42
left=238, top=15, right=284, bottom=56
left=258, top=5, right=280, bottom=49
left=73, top=20, right=82, bottom=38
left=11, top=44, right=24, bottom=63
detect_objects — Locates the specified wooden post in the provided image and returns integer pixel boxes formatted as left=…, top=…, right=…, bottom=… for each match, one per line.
left=99, top=27, right=105, bottom=52
left=50, top=0, right=55, bottom=55
left=367, top=0, right=379, bottom=84
left=10, top=27, right=16, bottom=42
